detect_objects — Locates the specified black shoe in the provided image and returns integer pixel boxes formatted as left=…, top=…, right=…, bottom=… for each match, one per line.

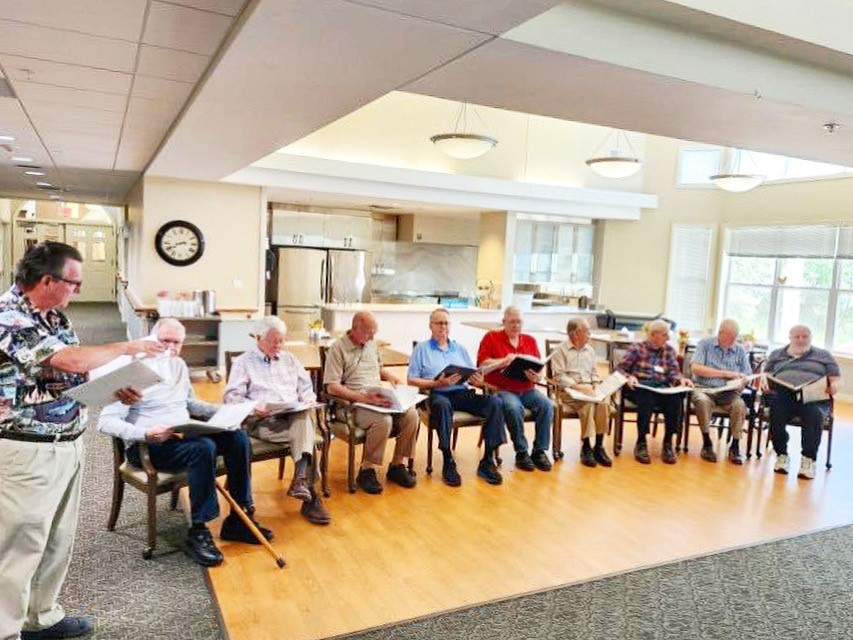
left=515, top=451, right=535, bottom=471
left=531, top=450, right=552, bottom=471
left=387, top=463, right=417, bottom=488
left=593, top=446, right=613, bottom=467
left=442, top=458, right=462, bottom=487
left=220, top=511, right=274, bottom=545
left=662, top=444, right=677, bottom=464
left=728, top=446, right=744, bottom=465
left=477, top=459, right=503, bottom=485
left=700, top=444, right=718, bottom=463
left=356, top=468, right=383, bottom=494
left=580, top=447, right=597, bottom=468
left=184, top=524, right=224, bottom=567
left=21, top=616, right=94, bottom=640
left=634, top=441, right=651, bottom=464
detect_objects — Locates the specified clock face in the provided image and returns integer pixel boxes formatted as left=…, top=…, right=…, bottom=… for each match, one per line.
left=155, top=221, right=205, bottom=266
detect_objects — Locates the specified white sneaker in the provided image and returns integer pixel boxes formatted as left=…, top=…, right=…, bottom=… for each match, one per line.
left=774, top=453, right=789, bottom=475
left=798, top=456, right=816, bottom=480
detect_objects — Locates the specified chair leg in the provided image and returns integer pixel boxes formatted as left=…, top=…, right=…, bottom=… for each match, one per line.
left=426, top=427, right=434, bottom=474
left=452, top=426, right=459, bottom=451
left=552, top=406, right=564, bottom=461
left=321, top=441, right=330, bottom=497
left=107, top=476, right=124, bottom=531
left=278, top=456, right=286, bottom=480
left=746, top=416, right=754, bottom=459
left=144, top=487, right=157, bottom=560
left=755, top=422, right=764, bottom=459
left=347, top=440, right=357, bottom=494
left=826, top=424, right=833, bottom=470
left=169, top=487, right=179, bottom=511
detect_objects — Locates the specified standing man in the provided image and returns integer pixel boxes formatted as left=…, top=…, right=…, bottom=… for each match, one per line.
left=224, top=316, right=330, bottom=524
left=618, top=320, right=693, bottom=464
left=408, top=308, right=504, bottom=486
left=323, top=311, right=419, bottom=494
left=763, top=325, right=842, bottom=480
left=0, top=242, right=164, bottom=640
left=477, top=306, right=554, bottom=472
left=690, top=319, right=753, bottom=464
left=550, top=317, right=612, bottom=468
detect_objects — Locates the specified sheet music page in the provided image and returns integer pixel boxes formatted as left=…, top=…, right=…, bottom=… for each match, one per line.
left=634, top=383, right=691, bottom=395
left=564, top=372, right=627, bottom=403
left=65, top=360, right=165, bottom=408
left=266, top=401, right=324, bottom=414
left=801, top=377, right=830, bottom=404
left=205, top=401, right=257, bottom=428
left=354, top=385, right=427, bottom=414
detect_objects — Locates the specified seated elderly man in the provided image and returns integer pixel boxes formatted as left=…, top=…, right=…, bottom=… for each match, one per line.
left=98, top=318, right=272, bottom=567
left=550, top=317, right=612, bottom=468
left=408, top=308, right=504, bottom=486
left=323, top=311, right=419, bottom=494
left=477, top=306, right=554, bottom=472
left=764, top=324, right=842, bottom=480
left=690, top=319, right=753, bottom=465
left=224, top=316, right=329, bottom=525
left=618, top=320, right=693, bottom=465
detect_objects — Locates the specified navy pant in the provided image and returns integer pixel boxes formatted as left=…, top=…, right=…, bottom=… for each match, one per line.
left=768, top=392, right=829, bottom=460
left=624, top=388, right=682, bottom=438
left=430, top=390, right=505, bottom=453
left=498, top=389, right=553, bottom=454
left=128, top=430, right=252, bottom=524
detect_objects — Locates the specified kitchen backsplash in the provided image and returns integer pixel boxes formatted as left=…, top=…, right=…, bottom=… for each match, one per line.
left=372, top=242, right=477, bottom=301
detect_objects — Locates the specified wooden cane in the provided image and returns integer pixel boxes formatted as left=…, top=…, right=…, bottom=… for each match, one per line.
left=214, top=480, right=285, bottom=569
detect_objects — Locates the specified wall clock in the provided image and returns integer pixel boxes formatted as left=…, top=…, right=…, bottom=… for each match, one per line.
left=154, top=220, right=205, bottom=266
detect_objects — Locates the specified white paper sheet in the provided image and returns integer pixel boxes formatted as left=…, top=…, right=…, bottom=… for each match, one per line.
left=634, top=383, right=692, bottom=395
left=354, top=385, right=427, bottom=414
left=564, top=372, right=627, bottom=404
left=65, top=360, right=165, bottom=408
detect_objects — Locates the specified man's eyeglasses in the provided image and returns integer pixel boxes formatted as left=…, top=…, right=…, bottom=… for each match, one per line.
left=431, top=321, right=450, bottom=326
left=55, top=276, right=83, bottom=291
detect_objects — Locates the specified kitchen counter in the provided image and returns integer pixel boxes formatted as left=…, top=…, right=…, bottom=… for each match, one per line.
left=321, top=303, right=496, bottom=313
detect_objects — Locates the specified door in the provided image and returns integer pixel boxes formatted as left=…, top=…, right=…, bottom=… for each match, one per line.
left=328, top=250, right=371, bottom=303
left=65, top=224, right=116, bottom=302
left=276, top=247, right=326, bottom=307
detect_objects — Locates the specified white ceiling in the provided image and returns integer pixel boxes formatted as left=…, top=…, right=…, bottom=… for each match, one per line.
left=0, top=0, right=246, bottom=203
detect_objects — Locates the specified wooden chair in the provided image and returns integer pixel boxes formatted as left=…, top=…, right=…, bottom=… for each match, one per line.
left=543, top=338, right=582, bottom=461
left=750, top=394, right=835, bottom=469
left=417, top=394, right=488, bottom=474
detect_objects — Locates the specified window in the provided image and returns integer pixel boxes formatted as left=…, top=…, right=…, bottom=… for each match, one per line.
left=513, top=219, right=596, bottom=293
left=734, top=150, right=852, bottom=182
left=720, top=224, right=853, bottom=353
left=665, top=225, right=714, bottom=331
left=677, top=148, right=721, bottom=185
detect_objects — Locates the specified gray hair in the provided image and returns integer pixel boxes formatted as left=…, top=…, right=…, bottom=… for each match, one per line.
left=566, top=317, right=590, bottom=335
left=648, top=319, right=671, bottom=335
left=254, top=315, right=287, bottom=338
left=151, top=317, right=186, bottom=338
left=718, top=318, right=739, bottom=335
left=789, top=324, right=811, bottom=337
left=503, top=305, right=522, bottom=320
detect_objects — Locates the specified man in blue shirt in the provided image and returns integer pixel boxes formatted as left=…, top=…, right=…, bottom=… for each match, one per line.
left=690, top=319, right=753, bottom=465
left=408, top=308, right=504, bottom=486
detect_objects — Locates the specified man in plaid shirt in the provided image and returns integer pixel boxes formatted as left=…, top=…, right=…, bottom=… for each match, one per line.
left=618, top=320, right=693, bottom=464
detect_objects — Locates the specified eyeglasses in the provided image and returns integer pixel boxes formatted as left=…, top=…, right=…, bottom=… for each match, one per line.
left=56, top=276, right=83, bottom=291
left=431, top=321, right=450, bottom=326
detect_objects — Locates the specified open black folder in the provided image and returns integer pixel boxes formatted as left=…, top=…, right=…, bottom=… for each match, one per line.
left=499, top=352, right=555, bottom=382
left=434, top=365, right=478, bottom=384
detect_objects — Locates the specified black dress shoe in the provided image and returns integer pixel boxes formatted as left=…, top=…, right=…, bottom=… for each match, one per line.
left=356, top=468, right=383, bottom=494
left=531, top=450, right=552, bottom=471
left=442, top=458, right=462, bottom=487
left=728, top=447, right=744, bottom=465
left=515, top=451, right=535, bottom=471
left=21, top=616, right=94, bottom=639
left=220, top=511, right=274, bottom=545
left=387, top=463, right=417, bottom=488
left=700, top=444, right=718, bottom=463
left=477, top=459, right=503, bottom=485
left=580, top=447, right=597, bottom=468
left=662, top=444, right=677, bottom=464
left=593, top=446, right=613, bottom=467
left=184, top=524, right=224, bottom=567
left=634, top=441, right=651, bottom=464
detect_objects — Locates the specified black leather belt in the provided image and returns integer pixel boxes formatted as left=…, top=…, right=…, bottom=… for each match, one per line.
left=0, top=429, right=84, bottom=443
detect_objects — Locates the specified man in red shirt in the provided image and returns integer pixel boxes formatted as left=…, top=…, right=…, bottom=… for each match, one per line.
left=477, top=306, right=554, bottom=471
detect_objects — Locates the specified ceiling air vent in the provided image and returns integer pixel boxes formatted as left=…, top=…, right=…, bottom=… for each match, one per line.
left=37, top=184, right=60, bottom=191
left=0, top=78, right=18, bottom=100
left=14, top=164, right=42, bottom=170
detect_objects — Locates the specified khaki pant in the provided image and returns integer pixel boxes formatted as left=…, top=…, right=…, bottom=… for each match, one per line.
left=245, top=410, right=316, bottom=460
left=354, top=407, right=418, bottom=469
left=692, top=390, right=747, bottom=439
left=563, top=399, right=610, bottom=440
left=0, top=437, right=84, bottom=640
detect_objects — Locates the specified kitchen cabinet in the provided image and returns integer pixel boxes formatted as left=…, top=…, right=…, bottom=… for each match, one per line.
left=270, top=207, right=372, bottom=249
left=514, top=220, right=595, bottom=289
left=397, top=214, right=480, bottom=246
left=323, top=214, right=373, bottom=250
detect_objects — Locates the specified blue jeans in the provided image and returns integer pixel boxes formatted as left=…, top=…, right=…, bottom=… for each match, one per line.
left=128, top=430, right=252, bottom=524
left=498, top=389, right=553, bottom=454
left=430, top=390, right=505, bottom=453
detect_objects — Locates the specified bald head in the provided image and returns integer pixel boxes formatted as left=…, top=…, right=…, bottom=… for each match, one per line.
left=717, top=319, right=739, bottom=348
left=350, top=311, right=378, bottom=346
left=788, top=324, right=812, bottom=355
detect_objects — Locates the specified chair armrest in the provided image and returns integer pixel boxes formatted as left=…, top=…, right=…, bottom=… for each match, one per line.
left=136, top=441, right=161, bottom=481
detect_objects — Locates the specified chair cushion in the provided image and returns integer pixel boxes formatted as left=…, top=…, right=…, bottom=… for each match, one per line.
left=249, top=437, right=291, bottom=458
left=119, top=461, right=186, bottom=488
left=451, top=411, right=484, bottom=427
left=329, top=419, right=366, bottom=443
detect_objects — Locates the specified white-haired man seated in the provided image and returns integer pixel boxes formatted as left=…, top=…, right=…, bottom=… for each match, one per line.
left=224, top=316, right=330, bottom=525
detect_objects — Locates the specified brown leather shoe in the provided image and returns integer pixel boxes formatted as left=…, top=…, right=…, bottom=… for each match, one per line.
left=301, top=496, right=331, bottom=525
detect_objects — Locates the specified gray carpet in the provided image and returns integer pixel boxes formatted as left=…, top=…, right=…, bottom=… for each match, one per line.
left=345, top=524, right=853, bottom=640
left=57, top=303, right=226, bottom=640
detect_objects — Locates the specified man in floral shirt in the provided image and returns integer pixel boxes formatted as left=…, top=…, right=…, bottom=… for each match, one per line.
left=0, top=242, right=162, bottom=640
left=618, top=320, right=693, bottom=465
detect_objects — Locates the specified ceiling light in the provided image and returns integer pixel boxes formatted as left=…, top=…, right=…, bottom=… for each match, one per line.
left=710, top=149, right=764, bottom=193
left=430, top=103, right=498, bottom=160
left=24, top=170, right=45, bottom=176
left=49, top=195, right=61, bottom=200
left=0, top=135, right=15, bottom=143
left=12, top=156, right=34, bottom=163
left=36, top=181, right=52, bottom=187
left=586, top=130, right=643, bottom=178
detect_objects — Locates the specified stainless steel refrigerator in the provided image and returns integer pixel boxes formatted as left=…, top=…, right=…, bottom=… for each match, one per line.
left=271, top=247, right=371, bottom=332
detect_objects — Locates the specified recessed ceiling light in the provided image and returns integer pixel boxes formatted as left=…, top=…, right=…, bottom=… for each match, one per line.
left=11, top=156, right=34, bottom=163
left=24, top=170, right=45, bottom=176
left=49, top=195, right=61, bottom=200
left=36, top=181, right=52, bottom=187
left=0, top=135, right=15, bottom=143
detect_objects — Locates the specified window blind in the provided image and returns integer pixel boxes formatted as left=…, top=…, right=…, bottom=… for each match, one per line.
left=666, top=225, right=713, bottom=331
left=837, top=226, right=853, bottom=259
left=726, top=225, right=838, bottom=258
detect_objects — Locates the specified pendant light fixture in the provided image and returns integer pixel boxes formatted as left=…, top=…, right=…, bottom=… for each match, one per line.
left=430, top=102, right=498, bottom=160
left=585, top=129, right=643, bottom=178
left=710, top=148, right=764, bottom=192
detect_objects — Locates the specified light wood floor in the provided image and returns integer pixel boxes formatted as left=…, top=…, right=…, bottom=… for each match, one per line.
left=193, top=381, right=853, bottom=640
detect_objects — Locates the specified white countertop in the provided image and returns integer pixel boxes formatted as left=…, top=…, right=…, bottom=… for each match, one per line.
left=322, top=303, right=601, bottom=314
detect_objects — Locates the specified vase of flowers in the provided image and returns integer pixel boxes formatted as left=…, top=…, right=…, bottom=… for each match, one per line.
left=678, top=329, right=690, bottom=354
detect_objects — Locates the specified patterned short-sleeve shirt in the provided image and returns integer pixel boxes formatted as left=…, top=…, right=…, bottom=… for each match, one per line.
left=0, top=285, right=86, bottom=436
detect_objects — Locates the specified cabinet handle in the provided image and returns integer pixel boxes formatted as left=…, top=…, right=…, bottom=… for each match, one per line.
left=292, top=234, right=296, bottom=243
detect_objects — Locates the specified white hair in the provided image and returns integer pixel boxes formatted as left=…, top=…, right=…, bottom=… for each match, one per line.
left=718, top=318, right=739, bottom=335
left=151, top=317, right=185, bottom=338
left=503, top=305, right=522, bottom=320
left=648, top=319, right=670, bottom=335
left=253, top=315, right=287, bottom=338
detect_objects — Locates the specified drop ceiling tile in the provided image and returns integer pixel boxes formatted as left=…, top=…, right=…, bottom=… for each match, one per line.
left=31, top=106, right=124, bottom=138
left=132, top=75, right=194, bottom=107
left=142, top=2, right=233, bottom=55
left=0, top=55, right=132, bottom=95
left=114, top=136, right=161, bottom=171
left=55, top=149, right=116, bottom=169
left=16, top=84, right=128, bottom=112
left=124, top=96, right=181, bottom=130
left=0, top=20, right=138, bottom=73
left=168, top=0, right=246, bottom=17
left=0, top=0, right=148, bottom=42
left=137, top=45, right=210, bottom=83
